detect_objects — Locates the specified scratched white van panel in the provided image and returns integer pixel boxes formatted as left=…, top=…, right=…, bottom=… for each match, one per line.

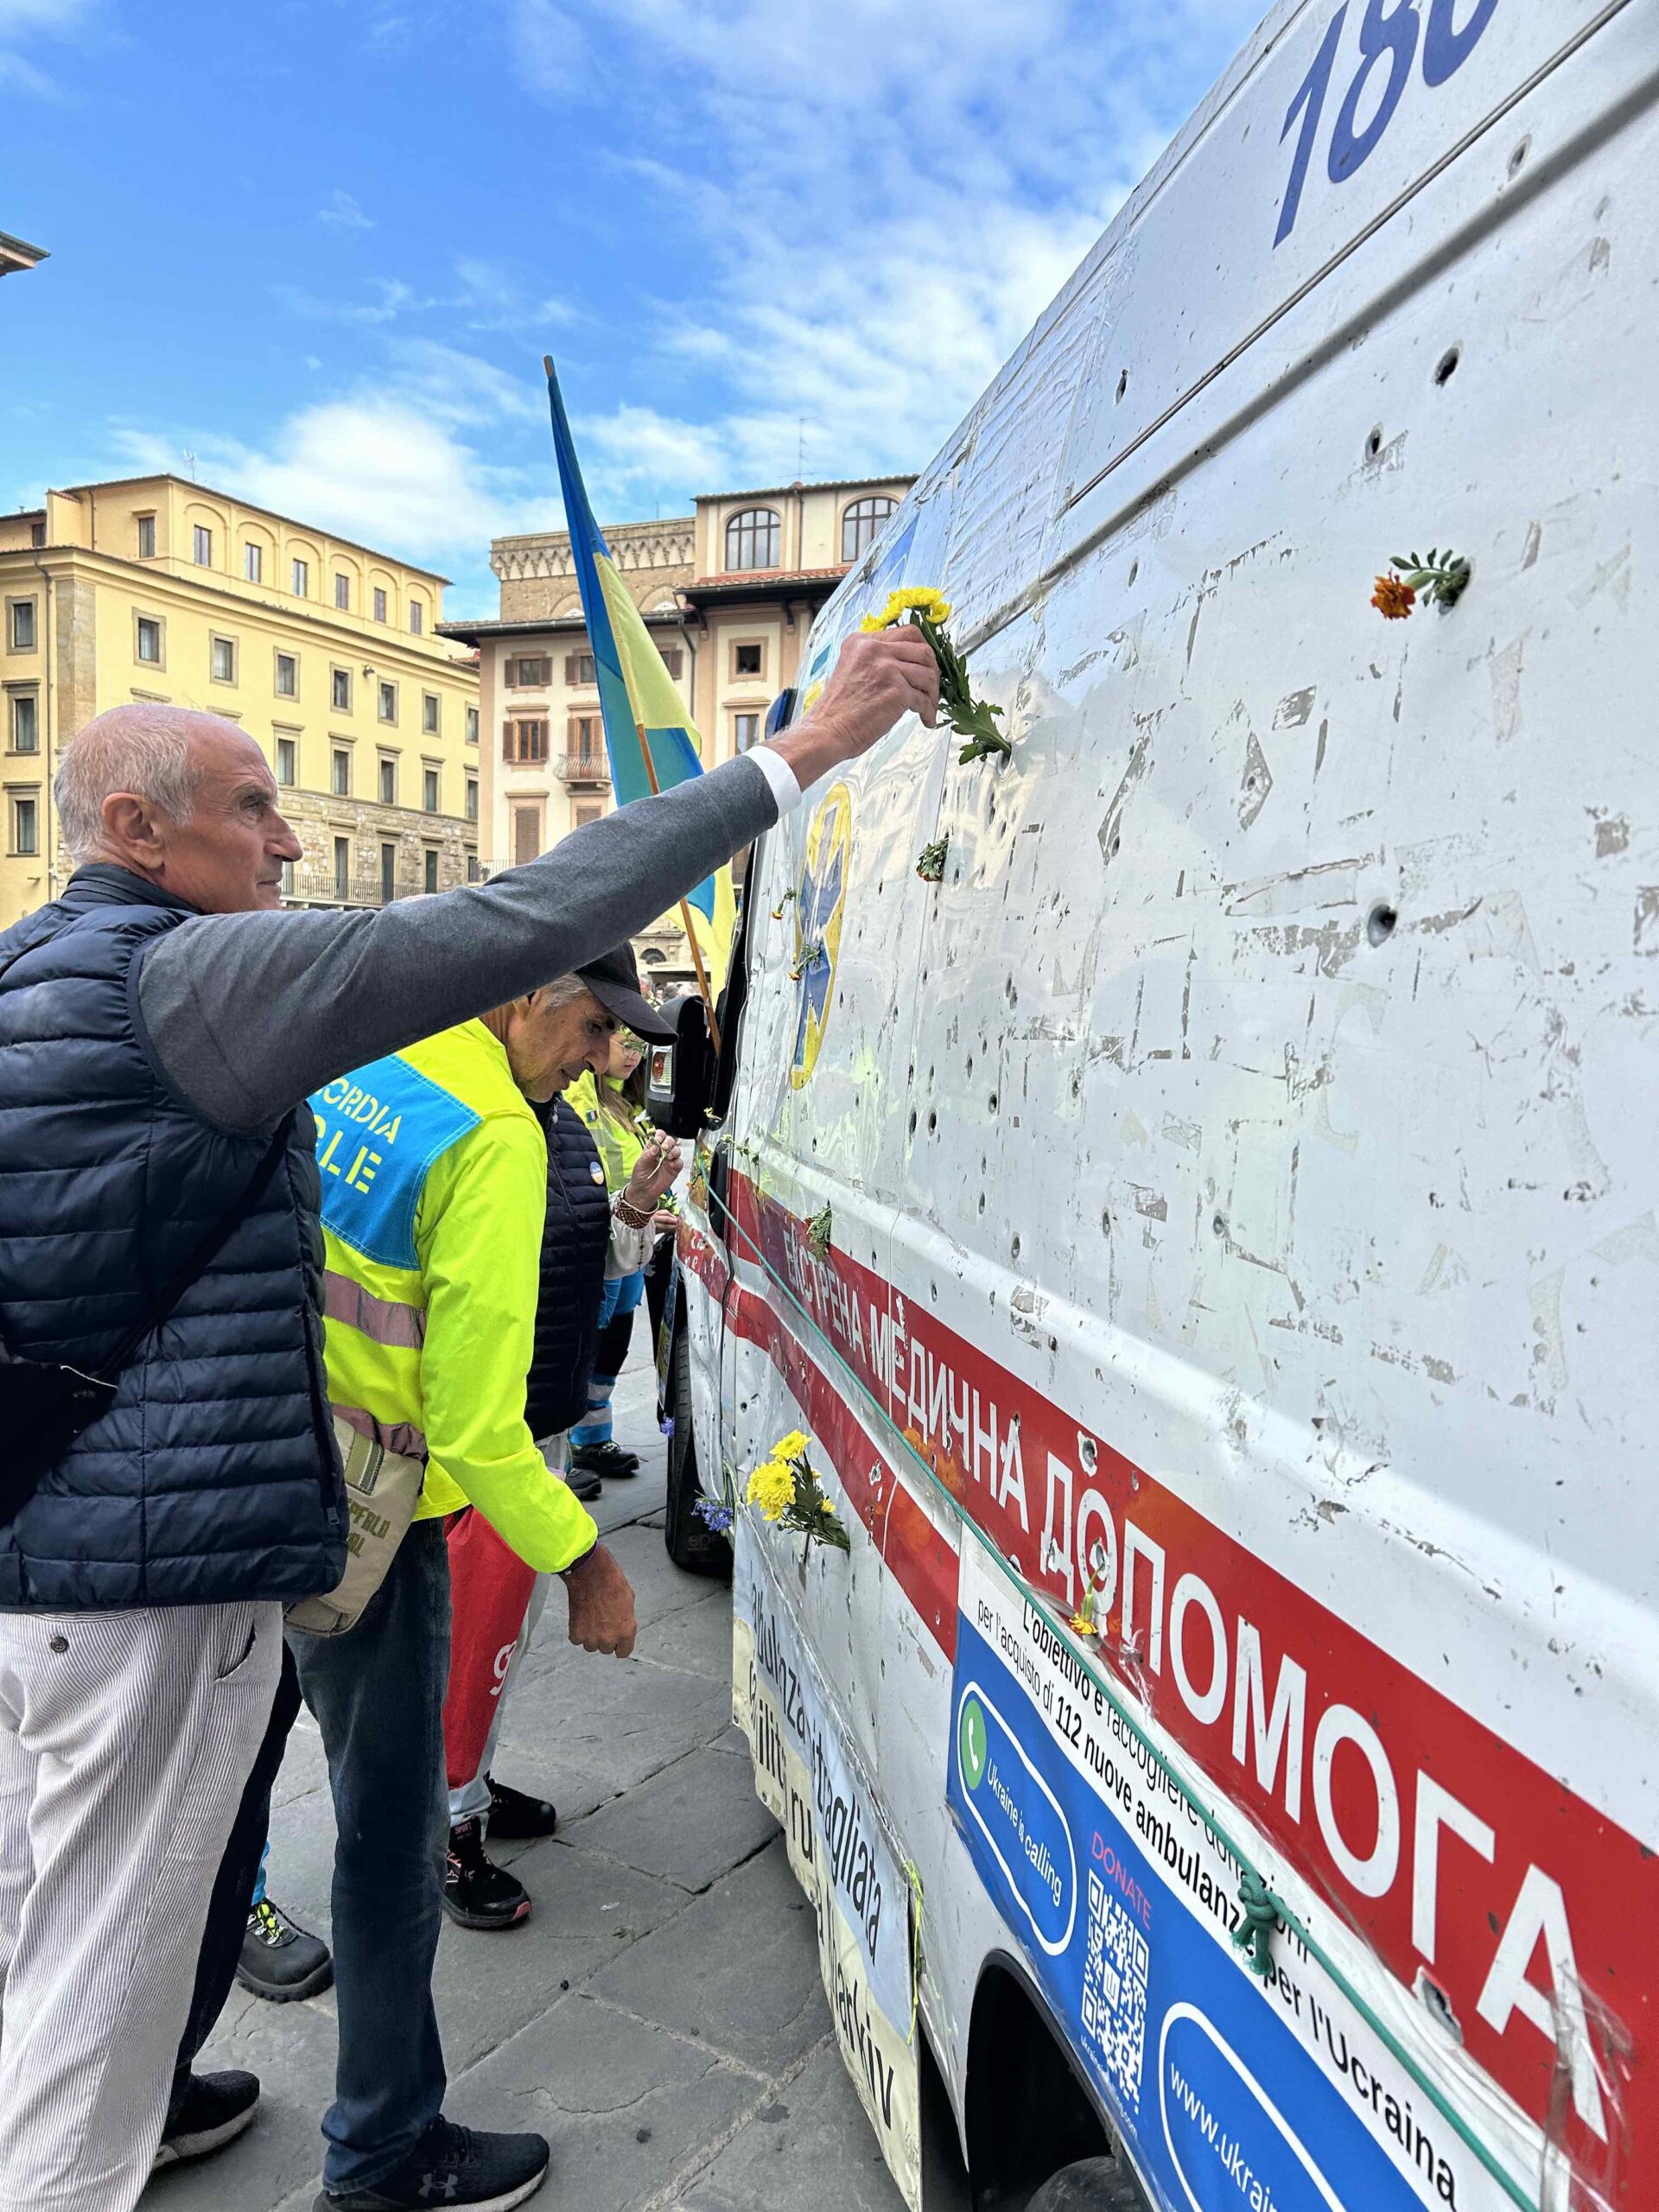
left=683, top=4, right=1659, bottom=2207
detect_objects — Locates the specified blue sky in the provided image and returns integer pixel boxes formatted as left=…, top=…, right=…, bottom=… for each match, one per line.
left=0, top=0, right=1263, bottom=613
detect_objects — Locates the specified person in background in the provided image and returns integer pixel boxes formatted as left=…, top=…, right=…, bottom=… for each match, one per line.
left=567, top=1029, right=668, bottom=1483
left=441, top=951, right=680, bottom=1931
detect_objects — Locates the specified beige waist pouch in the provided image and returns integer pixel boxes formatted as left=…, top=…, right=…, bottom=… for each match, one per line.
left=285, top=1417, right=426, bottom=1637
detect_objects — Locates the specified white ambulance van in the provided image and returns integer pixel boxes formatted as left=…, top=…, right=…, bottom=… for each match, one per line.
left=652, top=3, right=1659, bottom=2205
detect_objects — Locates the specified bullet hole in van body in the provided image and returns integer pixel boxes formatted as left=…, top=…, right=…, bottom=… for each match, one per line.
left=1011, top=1233, right=1021, bottom=1261
left=1128, top=560, right=1139, bottom=587
left=978, top=1192, right=986, bottom=1213
left=1367, top=902, right=1399, bottom=945
left=1101, top=1208, right=1111, bottom=1235
left=1365, top=424, right=1384, bottom=461
left=1508, top=135, right=1530, bottom=177
left=907, top=1109, right=917, bottom=1136
left=1433, top=346, right=1461, bottom=386
left=1212, top=1213, right=1227, bottom=1238
left=927, top=1110, right=938, bottom=1134
left=1418, top=1976, right=1462, bottom=2043
left=988, top=1091, right=999, bottom=1113
left=1116, top=369, right=1129, bottom=403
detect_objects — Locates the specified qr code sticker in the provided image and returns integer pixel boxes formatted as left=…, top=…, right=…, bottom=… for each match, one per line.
left=1080, top=1870, right=1149, bottom=2110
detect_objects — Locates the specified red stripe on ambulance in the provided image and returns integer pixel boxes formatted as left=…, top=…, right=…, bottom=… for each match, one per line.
left=715, top=1171, right=1651, bottom=2194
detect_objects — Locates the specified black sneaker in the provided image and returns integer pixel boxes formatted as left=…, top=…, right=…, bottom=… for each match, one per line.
left=237, top=1894, right=335, bottom=2002
left=566, top=1468, right=603, bottom=1502
left=153, top=2068, right=260, bottom=2170
left=315, top=2117, right=549, bottom=2209
left=443, top=1815, right=531, bottom=1929
left=569, top=1440, right=639, bottom=1479
left=486, top=1775, right=559, bottom=1839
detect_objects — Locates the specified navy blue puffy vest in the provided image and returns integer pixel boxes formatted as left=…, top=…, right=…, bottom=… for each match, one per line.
left=0, top=868, right=347, bottom=1608
left=524, top=1098, right=611, bottom=1440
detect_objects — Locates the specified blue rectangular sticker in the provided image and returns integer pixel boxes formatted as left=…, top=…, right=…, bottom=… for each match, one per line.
left=948, top=1538, right=1515, bottom=2212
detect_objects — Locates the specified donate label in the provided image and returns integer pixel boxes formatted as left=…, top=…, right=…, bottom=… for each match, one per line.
left=948, top=1536, right=1512, bottom=2212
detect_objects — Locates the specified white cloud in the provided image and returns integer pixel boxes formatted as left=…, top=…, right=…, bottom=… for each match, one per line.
left=507, top=0, right=591, bottom=92
left=0, top=0, right=99, bottom=97
left=319, top=188, right=375, bottom=231
left=506, top=0, right=1262, bottom=501
left=104, top=343, right=559, bottom=603
left=273, top=276, right=425, bottom=325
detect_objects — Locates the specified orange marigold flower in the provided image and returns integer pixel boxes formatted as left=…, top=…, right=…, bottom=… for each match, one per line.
left=1371, top=575, right=1415, bottom=620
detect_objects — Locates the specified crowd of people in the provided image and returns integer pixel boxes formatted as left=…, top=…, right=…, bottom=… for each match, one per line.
left=0, top=624, right=940, bottom=2212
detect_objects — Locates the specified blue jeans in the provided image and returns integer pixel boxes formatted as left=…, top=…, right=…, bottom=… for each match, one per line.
left=572, top=1271, right=645, bottom=1447
left=289, top=1517, right=451, bottom=2192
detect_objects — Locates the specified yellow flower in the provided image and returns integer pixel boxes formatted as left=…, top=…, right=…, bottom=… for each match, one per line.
left=747, top=1459, right=796, bottom=1521
left=860, top=586, right=952, bottom=633
left=772, top=1429, right=810, bottom=1461
left=886, top=587, right=952, bottom=626
left=1070, top=1605, right=1096, bottom=1637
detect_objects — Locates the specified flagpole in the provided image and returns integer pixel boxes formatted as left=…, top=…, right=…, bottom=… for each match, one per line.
left=636, top=724, right=721, bottom=1056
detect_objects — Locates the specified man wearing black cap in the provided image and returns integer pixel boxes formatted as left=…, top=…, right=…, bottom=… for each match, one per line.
left=275, top=938, right=697, bottom=2212
left=439, top=944, right=680, bottom=1932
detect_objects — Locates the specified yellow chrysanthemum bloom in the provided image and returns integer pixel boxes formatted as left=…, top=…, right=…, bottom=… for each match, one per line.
left=772, top=1430, right=810, bottom=1461
left=885, top=587, right=952, bottom=626
left=857, top=614, right=887, bottom=634
left=747, top=1459, right=796, bottom=1521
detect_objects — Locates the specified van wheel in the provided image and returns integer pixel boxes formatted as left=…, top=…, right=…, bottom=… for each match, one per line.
left=663, top=1320, right=730, bottom=1579
left=1026, top=2155, right=1147, bottom=2212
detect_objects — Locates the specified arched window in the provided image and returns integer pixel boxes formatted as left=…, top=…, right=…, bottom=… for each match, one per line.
left=841, top=495, right=896, bottom=563
left=725, top=507, right=780, bottom=572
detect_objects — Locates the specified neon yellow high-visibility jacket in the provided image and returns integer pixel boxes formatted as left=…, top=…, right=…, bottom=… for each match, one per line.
left=568, top=1071, right=646, bottom=1195
left=308, top=1020, right=598, bottom=1573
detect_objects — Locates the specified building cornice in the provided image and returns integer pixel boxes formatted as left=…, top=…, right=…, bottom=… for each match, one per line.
left=437, top=611, right=689, bottom=645
left=43, top=475, right=452, bottom=585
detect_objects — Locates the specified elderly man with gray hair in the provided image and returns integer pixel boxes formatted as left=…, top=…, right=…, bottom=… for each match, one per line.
left=0, top=622, right=938, bottom=2212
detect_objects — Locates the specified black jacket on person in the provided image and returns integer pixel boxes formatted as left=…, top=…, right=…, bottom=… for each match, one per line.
left=0, top=869, right=346, bottom=1608
left=524, top=1097, right=613, bottom=1441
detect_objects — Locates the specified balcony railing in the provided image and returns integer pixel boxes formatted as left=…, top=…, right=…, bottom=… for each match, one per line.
left=558, top=751, right=610, bottom=786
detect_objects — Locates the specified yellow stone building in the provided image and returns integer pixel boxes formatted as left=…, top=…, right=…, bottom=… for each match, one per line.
left=438, top=473, right=912, bottom=976
left=0, top=474, right=480, bottom=929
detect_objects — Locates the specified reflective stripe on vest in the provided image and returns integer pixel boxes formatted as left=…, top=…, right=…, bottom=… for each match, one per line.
left=324, top=1269, right=426, bottom=1351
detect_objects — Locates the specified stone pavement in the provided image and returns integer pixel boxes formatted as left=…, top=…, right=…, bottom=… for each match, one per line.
left=146, top=1346, right=944, bottom=2212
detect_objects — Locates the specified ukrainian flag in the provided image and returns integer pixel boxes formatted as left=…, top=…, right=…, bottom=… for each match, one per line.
left=543, top=357, right=738, bottom=993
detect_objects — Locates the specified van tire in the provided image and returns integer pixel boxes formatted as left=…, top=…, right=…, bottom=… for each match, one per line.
left=1025, top=2156, right=1147, bottom=2212
left=664, top=1319, right=730, bottom=1579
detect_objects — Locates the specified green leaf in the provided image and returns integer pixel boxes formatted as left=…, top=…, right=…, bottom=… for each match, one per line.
left=1390, top=555, right=1413, bottom=570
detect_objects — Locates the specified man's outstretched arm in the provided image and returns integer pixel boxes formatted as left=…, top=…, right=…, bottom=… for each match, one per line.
left=136, top=626, right=939, bottom=1133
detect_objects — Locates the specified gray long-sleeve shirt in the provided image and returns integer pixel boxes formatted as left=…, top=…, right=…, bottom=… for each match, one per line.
left=137, top=753, right=781, bottom=1133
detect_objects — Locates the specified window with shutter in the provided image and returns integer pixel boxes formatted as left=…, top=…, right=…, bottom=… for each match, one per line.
left=563, top=654, right=576, bottom=685
left=512, top=804, right=542, bottom=866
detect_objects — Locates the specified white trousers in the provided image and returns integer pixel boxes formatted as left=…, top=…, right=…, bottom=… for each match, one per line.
left=0, top=1600, right=281, bottom=2212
